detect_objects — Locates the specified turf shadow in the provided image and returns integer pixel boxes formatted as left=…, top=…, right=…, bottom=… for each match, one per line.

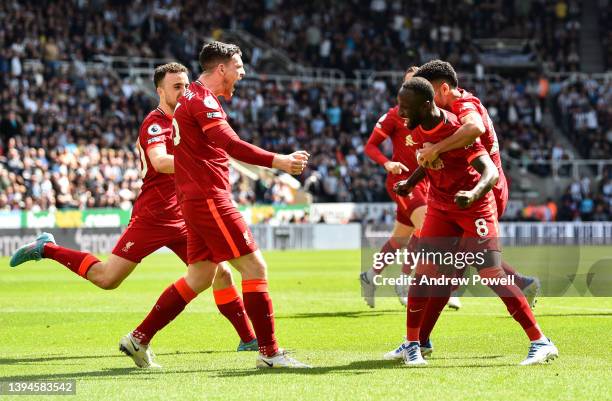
left=277, top=310, right=400, bottom=319
left=0, top=350, right=231, bottom=365
left=212, top=357, right=516, bottom=377
left=496, top=312, right=612, bottom=318
left=0, top=367, right=218, bottom=382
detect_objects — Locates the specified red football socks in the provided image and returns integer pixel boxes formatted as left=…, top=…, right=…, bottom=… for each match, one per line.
left=418, top=294, right=451, bottom=345
left=132, top=277, right=197, bottom=345
left=478, top=267, right=542, bottom=341
left=242, top=279, right=278, bottom=357
left=214, top=286, right=256, bottom=343
left=43, top=243, right=100, bottom=278
left=500, top=260, right=527, bottom=289
left=406, top=274, right=429, bottom=342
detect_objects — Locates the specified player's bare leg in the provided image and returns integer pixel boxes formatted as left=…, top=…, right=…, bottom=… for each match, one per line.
left=229, top=250, right=310, bottom=368
left=85, top=254, right=138, bottom=289
left=211, top=263, right=257, bottom=351
left=361, top=221, right=412, bottom=308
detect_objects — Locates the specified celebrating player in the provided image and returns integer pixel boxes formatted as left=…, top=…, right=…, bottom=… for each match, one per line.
left=413, top=60, right=540, bottom=307
left=360, top=66, right=461, bottom=310
left=9, top=63, right=260, bottom=360
left=391, top=77, right=558, bottom=366
left=120, top=42, right=311, bottom=369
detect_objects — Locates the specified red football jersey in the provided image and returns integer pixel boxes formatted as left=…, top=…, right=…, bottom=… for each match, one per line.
left=374, top=105, right=422, bottom=183
left=133, top=108, right=182, bottom=223
left=411, top=109, right=494, bottom=211
left=451, top=89, right=503, bottom=172
left=172, top=80, right=231, bottom=201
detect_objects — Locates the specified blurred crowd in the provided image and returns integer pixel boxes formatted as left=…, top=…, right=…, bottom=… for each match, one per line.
left=0, top=0, right=591, bottom=74
left=0, top=0, right=610, bottom=221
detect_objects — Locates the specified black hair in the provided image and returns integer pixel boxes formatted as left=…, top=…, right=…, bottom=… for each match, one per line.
left=414, top=60, right=458, bottom=88
left=198, top=41, right=242, bottom=72
left=399, top=77, right=435, bottom=103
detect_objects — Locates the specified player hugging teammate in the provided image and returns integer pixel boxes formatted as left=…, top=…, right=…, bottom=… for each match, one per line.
left=386, top=71, right=558, bottom=366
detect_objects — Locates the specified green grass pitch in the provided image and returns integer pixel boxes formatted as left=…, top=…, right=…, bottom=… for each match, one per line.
left=1, top=248, right=611, bottom=401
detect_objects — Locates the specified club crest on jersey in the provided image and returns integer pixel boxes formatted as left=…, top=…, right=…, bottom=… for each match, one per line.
left=405, top=135, right=416, bottom=146
left=122, top=241, right=134, bottom=253
left=203, top=95, right=218, bottom=109
left=147, top=124, right=162, bottom=136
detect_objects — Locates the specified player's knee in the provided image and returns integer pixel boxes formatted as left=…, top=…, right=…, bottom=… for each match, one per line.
left=96, top=276, right=123, bottom=290
left=214, top=265, right=233, bottom=286
left=244, top=260, right=267, bottom=278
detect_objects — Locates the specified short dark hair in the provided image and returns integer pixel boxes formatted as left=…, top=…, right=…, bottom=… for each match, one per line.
left=405, top=66, right=419, bottom=75
left=199, top=41, right=242, bottom=72
left=400, top=77, right=435, bottom=102
left=153, top=62, right=188, bottom=88
left=414, top=60, right=458, bottom=88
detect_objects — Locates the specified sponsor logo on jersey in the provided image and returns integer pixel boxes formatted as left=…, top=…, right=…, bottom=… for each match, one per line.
left=405, top=135, right=416, bottom=146
left=207, top=111, right=223, bottom=119
left=243, top=230, right=252, bottom=246
left=147, top=136, right=165, bottom=145
left=147, top=123, right=163, bottom=136
left=204, top=95, right=218, bottom=109
left=122, top=241, right=134, bottom=253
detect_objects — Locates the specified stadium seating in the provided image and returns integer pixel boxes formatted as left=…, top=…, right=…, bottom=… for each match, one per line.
left=0, top=0, right=609, bottom=221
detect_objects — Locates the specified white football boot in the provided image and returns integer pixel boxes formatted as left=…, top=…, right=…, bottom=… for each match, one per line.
left=403, top=341, right=427, bottom=366
left=520, top=338, right=558, bottom=366
left=360, top=270, right=377, bottom=308
left=256, top=349, right=311, bottom=369
left=447, top=296, right=462, bottom=310
left=119, top=333, right=161, bottom=369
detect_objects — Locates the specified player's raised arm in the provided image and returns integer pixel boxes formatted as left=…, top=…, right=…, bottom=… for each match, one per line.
left=418, top=111, right=486, bottom=165
left=147, top=146, right=174, bottom=174
left=454, top=153, right=499, bottom=209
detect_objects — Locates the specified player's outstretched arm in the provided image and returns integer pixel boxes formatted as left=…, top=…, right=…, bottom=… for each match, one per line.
left=393, top=166, right=426, bottom=196
left=207, top=121, right=309, bottom=175
left=454, top=154, right=499, bottom=209
left=147, top=146, right=174, bottom=174
left=418, top=112, right=486, bottom=166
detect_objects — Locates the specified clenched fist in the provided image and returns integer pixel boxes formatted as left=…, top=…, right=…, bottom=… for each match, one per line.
left=272, top=151, right=310, bottom=175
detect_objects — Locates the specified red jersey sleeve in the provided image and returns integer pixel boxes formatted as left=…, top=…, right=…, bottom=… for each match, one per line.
left=451, top=99, right=479, bottom=120
left=365, top=129, right=390, bottom=166
left=187, top=90, right=275, bottom=168
left=375, top=111, right=397, bottom=137
left=458, top=139, right=489, bottom=164
left=139, top=115, right=170, bottom=152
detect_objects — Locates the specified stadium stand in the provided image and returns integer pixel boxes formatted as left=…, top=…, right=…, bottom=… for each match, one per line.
left=0, top=0, right=609, bottom=221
